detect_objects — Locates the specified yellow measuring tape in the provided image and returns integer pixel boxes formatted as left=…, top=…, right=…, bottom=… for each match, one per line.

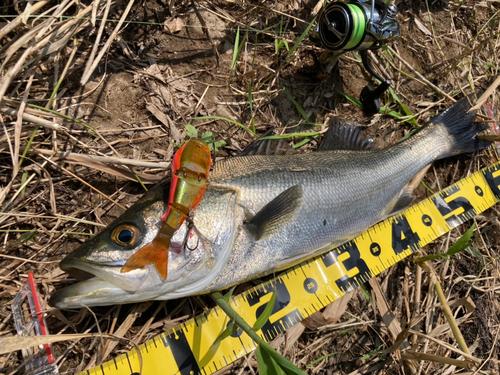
left=85, top=161, right=500, bottom=375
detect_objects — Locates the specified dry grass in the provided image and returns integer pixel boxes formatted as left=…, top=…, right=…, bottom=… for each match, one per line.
left=0, top=0, right=500, bottom=374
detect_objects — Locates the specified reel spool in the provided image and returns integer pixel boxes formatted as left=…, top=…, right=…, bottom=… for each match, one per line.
left=315, top=0, right=400, bottom=113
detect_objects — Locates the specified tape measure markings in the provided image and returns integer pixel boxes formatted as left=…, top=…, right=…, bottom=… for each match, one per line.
left=85, top=161, right=500, bottom=375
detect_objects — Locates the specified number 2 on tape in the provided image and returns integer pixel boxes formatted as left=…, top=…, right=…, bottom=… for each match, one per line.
left=247, top=280, right=304, bottom=341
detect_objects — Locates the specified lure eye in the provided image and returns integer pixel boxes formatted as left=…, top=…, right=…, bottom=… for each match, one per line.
left=111, top=224, right=141, bottom=247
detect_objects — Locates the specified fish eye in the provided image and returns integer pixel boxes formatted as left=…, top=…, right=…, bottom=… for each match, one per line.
left=111, top=224, right=141, bottom=247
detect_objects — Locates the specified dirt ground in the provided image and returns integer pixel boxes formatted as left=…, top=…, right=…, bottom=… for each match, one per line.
left=1, top=0, right=500, bottom=374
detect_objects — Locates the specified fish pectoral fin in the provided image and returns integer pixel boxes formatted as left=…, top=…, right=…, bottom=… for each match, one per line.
left=121, top=241, right=169, bottom=280
left=246, top=185, right=303, bottom=241
left=318, top=117, right=376, bottom=151
left=383, top=186, right=415, bottom=219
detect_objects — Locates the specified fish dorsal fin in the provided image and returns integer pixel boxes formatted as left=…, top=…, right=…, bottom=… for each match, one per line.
left=318, top=117, right=375, bottom=151
left=382, top=186, right=415, bottom=219
left=238, top=128, right=295, bottom=157
left=246, top=185, right=303, bottom=240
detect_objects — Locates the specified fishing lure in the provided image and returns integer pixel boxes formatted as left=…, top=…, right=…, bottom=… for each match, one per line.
left=121, top=139, right=211, bottom=280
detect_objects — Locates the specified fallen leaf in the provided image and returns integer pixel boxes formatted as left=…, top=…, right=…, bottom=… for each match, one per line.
left=415, top=18, right=432, bottom=36
left=301, top=291, right=355, bottom=330
left=164, top=17, right=185, bottom=34
left=146, top=102, right=184, bottom=144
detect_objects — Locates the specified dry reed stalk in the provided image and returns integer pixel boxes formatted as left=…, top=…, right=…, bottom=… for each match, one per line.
left=387, top=46, right=455, bottom=102
left=13, top=74, right=33, bottom=177
left=34, top=148, right=170, bottom=169
left=0, top=106, right=69, bottom=131
left=82, top=0, right=112, bottom=81
left=401, top=351, right=471, bottom=369
left=80, top=0, right=136, bottom=85
left=0, top=0, right=50, bottom=41
left=0, top=46, right=34, bottom=103
left=471, top=75, right=500, bottom=111
left=418, top=261, right=471, bottom=356
left=39, top=155, right=127, bottom=210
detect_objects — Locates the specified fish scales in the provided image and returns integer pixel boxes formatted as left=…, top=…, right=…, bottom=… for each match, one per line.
left=49, top=98, right=492, bottom=307
left=202, top=125, right=448, bottom=290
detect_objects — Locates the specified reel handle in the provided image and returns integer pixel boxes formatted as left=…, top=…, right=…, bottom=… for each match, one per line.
left=359, top=50, right=391, bottom=114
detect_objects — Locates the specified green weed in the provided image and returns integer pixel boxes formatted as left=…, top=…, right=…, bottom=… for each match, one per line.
left=211, top=291, right=306, bottom=375
left=191, top=116, right=254, bottom=134
left=415, top=223, right=476, bottom=262
left=185, top=124, right=226, bottom=151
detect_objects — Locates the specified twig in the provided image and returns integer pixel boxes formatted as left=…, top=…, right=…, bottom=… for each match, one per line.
left=13, top=74, right=34, bottom=178
left=472, top=325, right=500, bottom=374
left=0, top=46, right=34, bottom=104
left=33, top=148, right=171, bottom=169
left=80, top=0, right=136, bottom=85
left=470, top=75, right=500, bottom=111
left=38, top=154, right=127, bottom=210
left=0, top=105, right=69, bottom=132
left=408, top=329, right=482, bottom=364
left=82, top=0, right=112, bottom=81
left=429, top=31, right=500, bottom=71
left=0, top=0, right=50, bottom=41
left=0, top=212, right=105, bottom=226
left=413, top=264, right=422, bottom=345
left=387, top=46, right=455, bottom=102
left=32, top=1, right=87, bottom=59
left=1, top=160, right=48, bottom=210
left=47, top=38, right=80, bottom=109
left=401, top=351, right=471, bottom=369
left=418, top=261, right=472, bottom=356
left=0, top=254, right=58, bottom=264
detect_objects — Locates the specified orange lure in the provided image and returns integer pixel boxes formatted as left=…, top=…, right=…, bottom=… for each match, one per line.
left=121, top=139, right=211, bottom=279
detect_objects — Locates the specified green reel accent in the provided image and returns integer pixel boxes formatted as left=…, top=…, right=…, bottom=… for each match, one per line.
left=345, top=4, right=366, bottom=50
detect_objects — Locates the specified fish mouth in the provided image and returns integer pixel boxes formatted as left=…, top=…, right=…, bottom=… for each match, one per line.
left=49, top=277, right=127, bottom=308
left=59, top=258, right=150, bottom=292
left=50, top=259, right=156, bottom=308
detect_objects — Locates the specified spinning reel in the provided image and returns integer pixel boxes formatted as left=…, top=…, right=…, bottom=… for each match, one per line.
left=314, top=0, right=400, bottom=114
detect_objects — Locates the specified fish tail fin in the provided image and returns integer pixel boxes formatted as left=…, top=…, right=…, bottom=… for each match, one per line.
left=121, top=241, right=169, bottom=280
left=429, top=97, right=492, bottom=158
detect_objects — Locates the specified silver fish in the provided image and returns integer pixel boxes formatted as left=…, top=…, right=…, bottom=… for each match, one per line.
left=50, top=98, right=491, bottom=308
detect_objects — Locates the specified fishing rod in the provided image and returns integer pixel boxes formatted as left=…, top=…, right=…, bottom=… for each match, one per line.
left=313, top=0, right=400, bottom=114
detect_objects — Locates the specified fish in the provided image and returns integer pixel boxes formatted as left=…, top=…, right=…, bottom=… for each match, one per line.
left=121, top=138, right=211, bottom=280
left=50, top=98, right=492, bottom=308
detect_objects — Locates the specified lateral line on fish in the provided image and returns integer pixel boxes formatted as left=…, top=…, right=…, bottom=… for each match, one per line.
left=82, top=160, right=500, bottom=375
